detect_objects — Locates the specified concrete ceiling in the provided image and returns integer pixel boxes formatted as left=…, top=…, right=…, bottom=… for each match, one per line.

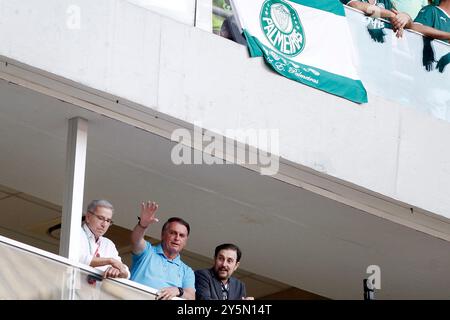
left=1, top=78, right=450, bottom=299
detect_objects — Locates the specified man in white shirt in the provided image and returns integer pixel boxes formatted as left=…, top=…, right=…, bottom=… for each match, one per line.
left=80, top=199, right=129, bottom=279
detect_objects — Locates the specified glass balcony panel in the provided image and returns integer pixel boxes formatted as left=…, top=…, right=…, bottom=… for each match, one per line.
left=0, top=237, right=157, bottom=300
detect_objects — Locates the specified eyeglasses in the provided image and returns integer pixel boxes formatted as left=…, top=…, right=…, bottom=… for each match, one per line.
left=88, top=211, right=114, bottom=225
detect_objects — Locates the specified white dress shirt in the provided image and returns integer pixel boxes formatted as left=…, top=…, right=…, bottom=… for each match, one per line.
left=79, top=223, right=130, bottom=278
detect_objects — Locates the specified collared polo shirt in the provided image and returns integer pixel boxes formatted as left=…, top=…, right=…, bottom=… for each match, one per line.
left=130, top=242, right=195, bottom=290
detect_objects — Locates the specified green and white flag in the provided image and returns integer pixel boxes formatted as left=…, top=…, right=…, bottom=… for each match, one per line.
left=231, top=0, right=368, bottom=103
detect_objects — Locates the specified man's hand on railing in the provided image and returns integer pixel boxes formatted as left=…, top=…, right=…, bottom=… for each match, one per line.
left=156, top=286, right=180, bottom=300
left=104, top=266, right=121, bottom=278
left=107, top=258, right=129, bottom=278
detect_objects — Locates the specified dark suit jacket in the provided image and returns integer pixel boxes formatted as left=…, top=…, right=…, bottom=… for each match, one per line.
left=195, top=268, right=247, bottom=300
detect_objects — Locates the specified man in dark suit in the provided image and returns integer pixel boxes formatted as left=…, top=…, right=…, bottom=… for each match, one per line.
left=195, top=243, right=254, bottom=300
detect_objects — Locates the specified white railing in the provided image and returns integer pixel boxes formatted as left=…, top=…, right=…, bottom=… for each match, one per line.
left=0, top=234, right=160, bottom=299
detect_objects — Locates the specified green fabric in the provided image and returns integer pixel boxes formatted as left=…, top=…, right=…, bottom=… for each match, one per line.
left=243, top=29, right=264, bottom=57
left=422, top=37, right=436, bottom=71
left=367, top=27, right=387, bottom=42
left=289, top=0, right=345, bottom=16
left=437, top=52, right=450, bottom=72
left=414, top=5, right=450, bottom=33
left=244, top=29, right=368, bottom=103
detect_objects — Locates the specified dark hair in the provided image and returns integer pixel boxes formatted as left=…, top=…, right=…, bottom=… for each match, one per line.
left=162, top=217, right=190, bottom=236
left=214, top=243, right=242, bottom=262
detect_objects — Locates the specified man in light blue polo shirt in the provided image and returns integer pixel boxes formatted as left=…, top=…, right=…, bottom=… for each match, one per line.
left=130, top=201, right=195, bottom=300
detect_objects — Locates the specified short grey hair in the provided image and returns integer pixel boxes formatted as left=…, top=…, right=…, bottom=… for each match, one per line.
left=87, top=199, right=114, bottom=214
